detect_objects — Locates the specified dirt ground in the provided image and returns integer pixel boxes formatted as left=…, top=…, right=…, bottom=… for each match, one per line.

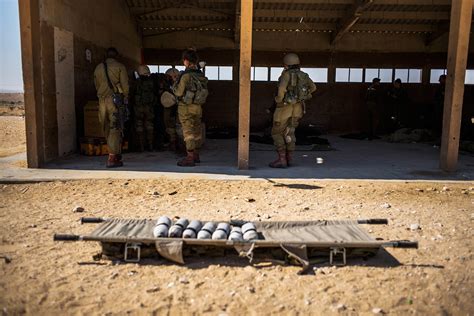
left=0, top=116, right=26, bottom=158
left=0, top=99, right=472, bottom=314
left=0, top=179, right=473, bottom=315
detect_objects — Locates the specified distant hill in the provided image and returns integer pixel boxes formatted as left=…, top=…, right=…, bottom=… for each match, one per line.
left=0, top=93, right=24, bottom=104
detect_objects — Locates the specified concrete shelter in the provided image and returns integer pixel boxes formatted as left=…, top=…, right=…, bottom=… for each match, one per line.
left=18, top=0, right=474, bottom=172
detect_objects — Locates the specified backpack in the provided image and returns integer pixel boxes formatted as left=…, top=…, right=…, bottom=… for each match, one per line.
left=283, top=69, right=313, bottom=104
left=136, top=77, right=156, bottom=105
left=183, top=70, right=209, bottom=105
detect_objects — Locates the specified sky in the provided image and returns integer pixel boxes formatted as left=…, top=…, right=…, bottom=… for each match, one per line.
left=0, top=0, right=23, bottom=92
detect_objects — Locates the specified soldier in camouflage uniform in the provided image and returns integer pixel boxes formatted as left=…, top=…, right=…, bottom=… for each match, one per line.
left=270, top=53, right=317, bottom=168
left=134, top=65, right=157, bottom=151
left=163, top=68, right=180, bottom=151
left=93, top=47, right=129, bottom=168
left=173, top=49, right=209, bottom=167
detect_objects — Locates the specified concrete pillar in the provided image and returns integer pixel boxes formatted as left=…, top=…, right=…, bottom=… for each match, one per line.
left=237, top=0, right=253, bottom=169
left=18, top=0, right=44, bottom=168
left=440, top=0, right=473, bottom=172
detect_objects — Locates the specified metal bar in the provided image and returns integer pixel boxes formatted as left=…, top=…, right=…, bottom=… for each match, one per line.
left=81, top=217, right=105, bottom=224
left=53, top=234, right=417, bottom=249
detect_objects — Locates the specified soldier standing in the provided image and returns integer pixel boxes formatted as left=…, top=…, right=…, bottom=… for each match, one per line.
left=433, top=74, right=446, bottom=135
left=134, top=65, right=157, bottom=151
left=173, top=49, right=209, bottom=167
left=93, top=47, right=129, bottom=168
left=386, top=78, right=409, bottom=131
left=366, top=77, right=382, bottom=140
left=162, top=68, right=180, bottom=151
left=269, top=53, right=317, bottom=168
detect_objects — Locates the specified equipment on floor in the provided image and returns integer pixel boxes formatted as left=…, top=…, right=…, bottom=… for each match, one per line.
left=54, top=217, right=417, bottom=272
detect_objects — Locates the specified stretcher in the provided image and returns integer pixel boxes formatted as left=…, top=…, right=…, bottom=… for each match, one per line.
left=54, top=217, right=417, bottom=271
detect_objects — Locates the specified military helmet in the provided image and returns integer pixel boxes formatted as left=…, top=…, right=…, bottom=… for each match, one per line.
left=283, top=53, right=300, bottom=66
left=161, top=91, right=176, bottom=108
left=137, top=65, right=151, bottom=76
left=165, top=68, right=180, bottom=77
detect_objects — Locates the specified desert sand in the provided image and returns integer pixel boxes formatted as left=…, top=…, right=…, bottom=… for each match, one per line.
left=0, top=115, right=473, bottom=315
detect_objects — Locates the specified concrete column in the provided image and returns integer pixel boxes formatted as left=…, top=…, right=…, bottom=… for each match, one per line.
left=18, top=0, right=44, bottom=168
left=440, top=0, right=473, bottom=172
left=237, top=0, right=253, bottom=169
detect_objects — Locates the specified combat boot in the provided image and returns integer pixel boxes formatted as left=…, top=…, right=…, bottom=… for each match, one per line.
left=106, top=154, right=123, bottom=168
left=269, top=150, right=288, bottom=168
left=177, top=151, right=196, bottom=167
left=286, top=150, right=293, bottom=166
left=193, top=149, right=201, bottom=163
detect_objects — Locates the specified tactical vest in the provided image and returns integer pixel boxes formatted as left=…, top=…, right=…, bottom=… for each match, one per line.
left=283, top=69, right=313, bottom=104
left=136, top=77, right=156, bottom=105
left=182, top=70, right=209, bottom=105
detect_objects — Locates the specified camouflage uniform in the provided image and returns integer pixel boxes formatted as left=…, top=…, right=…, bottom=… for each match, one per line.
left=93, top=58, right=129, bottom=155
left=156, top=73, right=178, bottom=146
left=134, top=76, right=157, bottom=151
left=366, top=81, right=382, bottom=139
left=173, top=68, right=204, bottom=152
left=272, top=68, right=317, bottom=152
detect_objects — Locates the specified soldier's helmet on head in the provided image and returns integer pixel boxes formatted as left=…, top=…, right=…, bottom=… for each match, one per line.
left=165, top=68, right=180, bottom=82
left=283, top=53, right=300, bottom=66
left=137, top=65, right=151, bottom=77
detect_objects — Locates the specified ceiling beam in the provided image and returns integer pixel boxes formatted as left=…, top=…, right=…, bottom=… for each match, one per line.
left=424, top=21, right=450, bottom=45
left=254, top=9, right=449, bottom=21
left=140, top=21, right=232, bottom=29
left=234, top=0, right=241, bottom=46
left=139, top=21, right=439, bottom=34
left=142, top=21, right=232, bottom=38
left=331, top=0, right=373, bottom=45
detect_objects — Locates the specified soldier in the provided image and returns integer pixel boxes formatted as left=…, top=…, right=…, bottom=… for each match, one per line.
left=162, top=68, right=180, bottom=151
left=93, top=47, right=129, bottom=168
left=386, top=78, right=409, bottom=131
left=134, top=65, right=157, bottom=152
left=173, top=49, right=209, bottom=167
left=366, top=77, right=382, bottom=140
left=433, top=74, right=446, bottom=135
left=269, top=53, right=317, bottom=168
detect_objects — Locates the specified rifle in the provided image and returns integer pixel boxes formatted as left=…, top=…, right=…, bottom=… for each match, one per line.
left=103, top=62, right=129, bottom=136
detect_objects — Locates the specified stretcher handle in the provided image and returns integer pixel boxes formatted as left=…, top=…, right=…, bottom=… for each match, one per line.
left=81, top=217, right=105, bottom=224
left=388, top=241, right=418, bottom=249
left=358, top=219, right=388, bottom=225
left=54, top=234, right=81, bottom=241
left=229, top=219, right=246, bottom=227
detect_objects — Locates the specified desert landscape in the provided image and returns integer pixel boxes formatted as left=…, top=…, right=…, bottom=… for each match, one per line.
left=0, top=173, right=473, bottom=314
left=0, top=94, right=473, bottom=315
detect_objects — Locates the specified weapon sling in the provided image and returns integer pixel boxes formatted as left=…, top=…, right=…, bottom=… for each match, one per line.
left=103, top=62, right=127, bottom=135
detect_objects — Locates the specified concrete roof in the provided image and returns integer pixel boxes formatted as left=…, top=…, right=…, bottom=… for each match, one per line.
left=126, top=0, right=457, bottom=40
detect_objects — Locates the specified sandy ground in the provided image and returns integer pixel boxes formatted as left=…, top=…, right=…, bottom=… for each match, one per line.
left=0, top=179, right=473, bottom=315
left=0, top=102, right=473, bottom=315
left=0, top=116, right=26, bottom=158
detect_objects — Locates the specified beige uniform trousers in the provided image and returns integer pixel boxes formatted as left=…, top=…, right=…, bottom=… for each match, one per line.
left=177, top=104, right=202, bottom=151
left=271, top=102, right=304, bottom=151
left=98, top=96, right=122, bottom=154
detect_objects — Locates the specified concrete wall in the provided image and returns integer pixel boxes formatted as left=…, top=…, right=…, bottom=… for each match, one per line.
left=54, top=27, right=75, bottom=156
left=40, top=0, right=141, bottom=61
left=143, top=29, right=474, bottom=54
left=22, top=0, right=142, bottom=164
